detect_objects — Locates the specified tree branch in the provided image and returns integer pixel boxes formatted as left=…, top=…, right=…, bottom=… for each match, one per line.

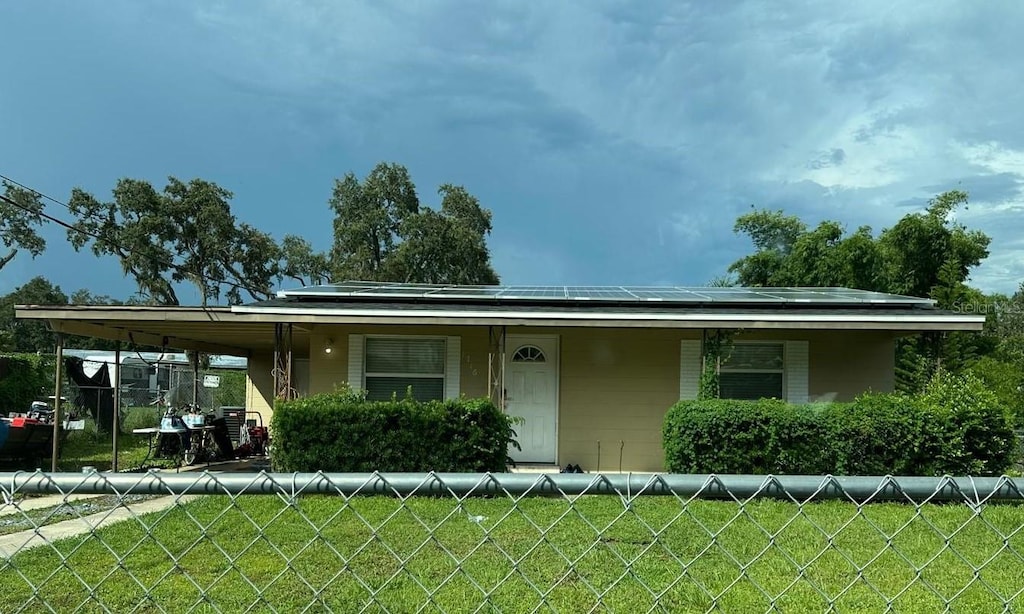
left=0, top=248, right=17, bottom=270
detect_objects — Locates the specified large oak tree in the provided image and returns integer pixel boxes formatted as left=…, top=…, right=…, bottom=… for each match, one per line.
left=329, top=162, right=499, bottom=285
left=66, top=177, right=281, bottom=306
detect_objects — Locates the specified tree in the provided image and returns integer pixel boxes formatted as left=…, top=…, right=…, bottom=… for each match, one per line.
left=387, top=185, right=500, bottom=284
left=330, top=162, right=500, bottom=284
left=0, top=180, right=47, bottom=271
left=330, top=162, right=419, bottom=281
left=0, top=277, right=68, bottom=352
left=727, top=209, right=806, bottom=287
left=279, top=235, right=331, bottom=287
left=0, top=277, right=128, bottom=352
left=66, top=177, right=281, bottom=305
left=879, top=190, right=990, bottom=299
left=729, top=191, right=988, bottom=297
left=726, top=190, right=995, bottom=392
left=729, top=211, right=888, bottom=290
left=70, top=289, right=123, bottom=306
left=987, top=282, right=1024, bottom=345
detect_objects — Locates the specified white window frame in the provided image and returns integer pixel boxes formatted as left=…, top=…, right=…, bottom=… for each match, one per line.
left=718, top=341, right=787, bottom=400
left=352, top=333, right=464, bottom=401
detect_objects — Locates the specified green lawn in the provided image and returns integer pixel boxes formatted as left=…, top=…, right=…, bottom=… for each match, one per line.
left=57, top=431, right=158, bottom=472
left=3, top=495, right=1024, bottom=612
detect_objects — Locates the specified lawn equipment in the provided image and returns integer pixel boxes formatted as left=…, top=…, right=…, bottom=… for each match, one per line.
left=233, top=411, right=269, bottom=458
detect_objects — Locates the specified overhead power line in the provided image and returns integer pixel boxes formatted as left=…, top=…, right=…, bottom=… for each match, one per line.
left=0, top=174, right=78, bottom=217
left=0, top=189, right=263, bottom=302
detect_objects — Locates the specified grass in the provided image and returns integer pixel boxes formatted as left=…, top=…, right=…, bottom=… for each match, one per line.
left=52, top=409, right=176, bottom=472
left=2, top=495, right=1024, bottom=612
left=57, top=430, right=158, bottom=472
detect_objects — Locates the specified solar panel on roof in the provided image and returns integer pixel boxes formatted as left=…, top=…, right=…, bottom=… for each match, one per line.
left=275, top=282, right=936, bottom=306
left=567, top=287, right=636, bottom=300
left=427, top=287, right=503, bottom=298
left=349, top=287, right=433, bottom=295
left=501, top=288, right=566, bottom=298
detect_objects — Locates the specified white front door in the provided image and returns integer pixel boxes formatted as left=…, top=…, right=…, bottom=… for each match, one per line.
left=505, top=335, right=558, bottom=464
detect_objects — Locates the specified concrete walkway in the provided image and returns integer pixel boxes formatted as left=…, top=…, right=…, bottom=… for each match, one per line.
left=0, top=493, right=104, bottom=518
left=0, top=458, right=264, bottom=558
left=0, top=495, right=197, bottom=558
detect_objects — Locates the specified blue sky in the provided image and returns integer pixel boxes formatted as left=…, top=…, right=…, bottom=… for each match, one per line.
left=2, top=1, right=1023, bottom=301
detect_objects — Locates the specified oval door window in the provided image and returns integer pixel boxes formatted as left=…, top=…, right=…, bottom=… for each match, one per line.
left=512, top=345, right=546, bottom=362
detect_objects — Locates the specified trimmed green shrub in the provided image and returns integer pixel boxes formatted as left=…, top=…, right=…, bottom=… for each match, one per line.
left=822, top=393, right=933, bottom=475
left=664, top=372, right=1016, bottom=476
left=0, top=353, right=51, bottom=412
left=271, top=390, right=518, bottom=472
left=662, top=398, right=765, bottom=474
left=663, top=399, right=832, bottom=475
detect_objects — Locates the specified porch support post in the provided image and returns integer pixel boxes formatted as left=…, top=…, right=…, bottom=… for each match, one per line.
left=112, top=343, right=121, bottom=472
left=273, top=323, right=293, bottom=401
left=286, top=324, right=293, bottom=401
left=51, top=333, right=65, bottom=472
left=487, top=326, right=495, bottom=403
left=500, top=326, right=506, bottom=409
left=488, top=325, right=507, bottom=408
left=191, top=350, right=200, bottom=407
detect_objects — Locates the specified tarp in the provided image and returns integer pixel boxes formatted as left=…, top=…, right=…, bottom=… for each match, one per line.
left=64, top=356, right=115, bottom=433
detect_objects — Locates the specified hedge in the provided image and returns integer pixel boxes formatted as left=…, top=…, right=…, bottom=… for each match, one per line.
left=663, top=371, right=1016, bottom=476
left=271, top=391, right=518, bottom=472
left=0, top=354, right=52, bottom=413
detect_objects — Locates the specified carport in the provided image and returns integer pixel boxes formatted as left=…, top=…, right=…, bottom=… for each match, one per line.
left=14, top=305, right=306, bottom=470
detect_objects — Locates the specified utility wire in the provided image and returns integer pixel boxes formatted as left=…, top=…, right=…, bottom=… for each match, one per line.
left=0, top=191, right=262, bottom=301
left=1, top=174, right=139, bottom=242
left=0, top=174, right=77, bottom=217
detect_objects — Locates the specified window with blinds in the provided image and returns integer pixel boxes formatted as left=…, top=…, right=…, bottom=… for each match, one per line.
left=719, top=342, right=785, bottom=400
left=364, top=337, right=446, bottom=401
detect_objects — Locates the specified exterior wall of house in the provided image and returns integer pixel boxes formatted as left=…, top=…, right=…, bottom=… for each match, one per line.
left=274, top=323, right=897, bottom=472
left=245, top=351, right=276, bottom=425
left=808, top=331, right=895, bottom=400
left=554, top=327, right=696, bottom=473
left=735, top=330, right=896, bottom=401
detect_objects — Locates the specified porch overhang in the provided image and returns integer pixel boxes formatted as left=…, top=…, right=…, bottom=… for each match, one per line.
left=15, top=300, right=985, bottom=352
left=231, top=303, right=985, bottom=332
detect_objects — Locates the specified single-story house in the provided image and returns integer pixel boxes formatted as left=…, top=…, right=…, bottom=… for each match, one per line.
left=17, top=282, right=984, bottom=472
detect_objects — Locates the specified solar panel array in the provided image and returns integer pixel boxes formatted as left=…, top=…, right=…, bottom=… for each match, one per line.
left=278, top=281, right=935, bottom=306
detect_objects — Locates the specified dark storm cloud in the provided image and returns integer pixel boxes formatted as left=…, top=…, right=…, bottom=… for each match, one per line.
left=2, top=0, right=1024, bottom=296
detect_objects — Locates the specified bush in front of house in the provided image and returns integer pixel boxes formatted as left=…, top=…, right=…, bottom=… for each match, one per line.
left=663, top=371, right=1016, bottom=476
left=918, top=370, right=1017, bottom=475
left=271, top=389, right=518, bottom=472
left=660, top=398, right=834, bottom=474
left=823, top=392, right=934, bottom=475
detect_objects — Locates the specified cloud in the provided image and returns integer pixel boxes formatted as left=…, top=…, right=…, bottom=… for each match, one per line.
left=807, top=149, right=846, bottom=170
left=3, top=0, right=1024, bottom=298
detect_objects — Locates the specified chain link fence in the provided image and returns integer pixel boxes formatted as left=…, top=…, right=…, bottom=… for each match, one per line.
left=13, top=362, right=250, bottom=473
left=2, top=471, right=1023, bottom=612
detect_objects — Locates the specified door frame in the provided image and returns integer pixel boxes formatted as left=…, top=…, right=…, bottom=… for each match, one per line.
left=505, top=333, right=560, bottom=464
